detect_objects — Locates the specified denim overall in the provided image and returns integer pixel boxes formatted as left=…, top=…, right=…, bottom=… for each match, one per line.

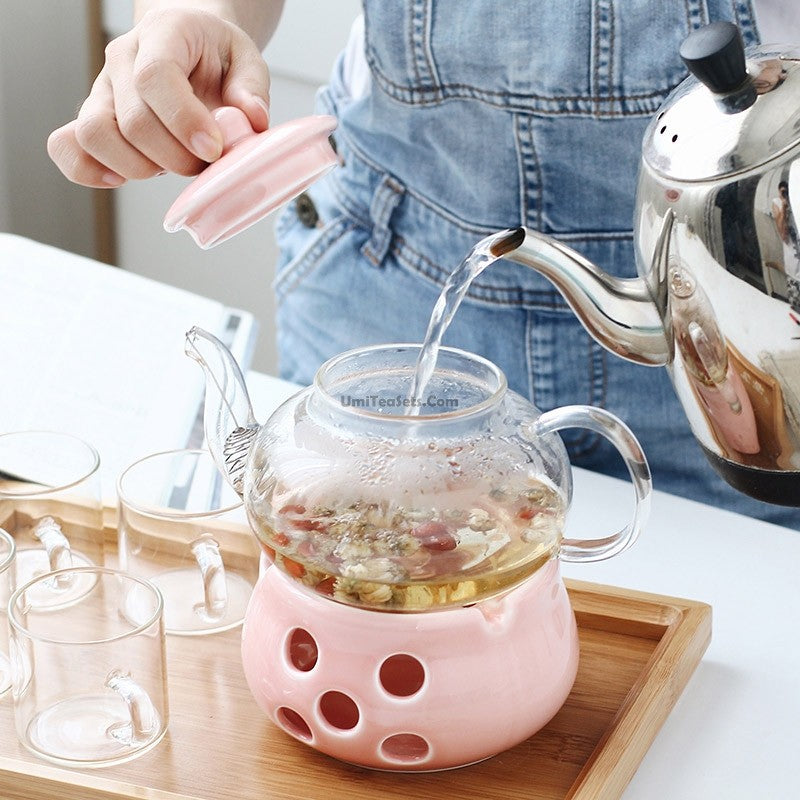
left=274, top=1, right=799, bottom=527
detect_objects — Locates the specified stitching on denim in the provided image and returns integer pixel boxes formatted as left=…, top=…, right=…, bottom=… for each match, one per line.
left=366, top=59, right=676, bottom=117
left=362, top=176, right=406, bottom=266
left=274, top=218, right=355, bottom=299
left=409, top=1, right=420, bottom=85
left=530, top=123, right=543, bottom=230
left=592, top=0, right=615, bottom=110
left=734, top=0, right=758, bottom=44
left=408, top=0, right=441, bottom=97
left=421, top=0, right=441, bottom=91
left=513, top=115, right=527, bottom=226
left=592, top=0, right=600, bottom=108
left=369, top=61, right=676, bottom=103
left=684, top=0, right=707, bottom=29
left=516, top=116, right=543, bottom=230
left=609, top=0, right=617, bottom=100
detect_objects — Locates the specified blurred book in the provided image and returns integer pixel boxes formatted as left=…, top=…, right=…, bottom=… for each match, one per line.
left=0, top=233, right=258, bottom=504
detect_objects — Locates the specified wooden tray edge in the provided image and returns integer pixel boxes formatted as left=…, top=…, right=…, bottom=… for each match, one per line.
left=564, top=581, right=712, bottom=800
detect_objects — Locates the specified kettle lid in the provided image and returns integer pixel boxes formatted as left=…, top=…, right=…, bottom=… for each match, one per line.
left=643, top=25, right=800, bottom=182
left=164, top=108, right=338, bottom=248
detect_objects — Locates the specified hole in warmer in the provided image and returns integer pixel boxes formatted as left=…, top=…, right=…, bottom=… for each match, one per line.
left=659, top=125, right=667, bottom=134
left=319, top=691, right=360, bottom=730
left=671, top=134, right=678, bottom=143
left=287, top=628, right=318, bottom=672
left=379, top=654, right=426, bottom=697
left=277, top=707, right=312, bottom=741
left=380, top=733, right=430, bottom=763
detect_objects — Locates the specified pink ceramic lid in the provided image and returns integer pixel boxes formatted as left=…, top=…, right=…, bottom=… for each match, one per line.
left=164, top=107, right=338, bottom=248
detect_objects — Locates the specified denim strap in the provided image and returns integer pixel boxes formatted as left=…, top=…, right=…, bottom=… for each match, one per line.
left=361, top=174, right=406, bottom=267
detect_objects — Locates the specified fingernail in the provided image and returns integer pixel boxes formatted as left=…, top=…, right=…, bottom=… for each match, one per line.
left=190, top=131, right=222, bottom=162
left=252, top=95, right=270, bottom=126
left=102, top=171, right=125, bottom=187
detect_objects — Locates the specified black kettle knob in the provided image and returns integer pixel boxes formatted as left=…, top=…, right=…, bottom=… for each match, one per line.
left=680, top=21, right=748, bottom=94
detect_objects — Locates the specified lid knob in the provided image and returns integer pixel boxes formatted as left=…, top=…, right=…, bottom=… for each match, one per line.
left=680, top=21, right=748, bottom=94
left=213, top=106, right=256, bottom=153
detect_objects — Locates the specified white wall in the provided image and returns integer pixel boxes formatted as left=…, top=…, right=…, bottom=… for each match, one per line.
left=105, top=1, right=361, bottom=374
left=0, top=2, right=95, bottom=258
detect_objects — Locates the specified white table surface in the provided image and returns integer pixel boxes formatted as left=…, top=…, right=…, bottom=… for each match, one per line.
left=246, top=370, right=800, bottom=800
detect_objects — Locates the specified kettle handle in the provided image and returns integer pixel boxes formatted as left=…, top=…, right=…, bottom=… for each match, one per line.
left=525, top=406, right=652, bottom=562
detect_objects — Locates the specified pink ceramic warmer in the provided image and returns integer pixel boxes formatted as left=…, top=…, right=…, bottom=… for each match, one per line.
left=187, top=332, right=652, bottom=771
left=242, top=559, right=577, bottom=771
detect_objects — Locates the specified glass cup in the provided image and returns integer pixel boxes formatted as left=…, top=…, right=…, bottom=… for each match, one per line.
left=0, top=528, right=16, bottom=697
left=8, top=567, right=168, bottom=767
left=0, top=431, right=103, bottom=608
left=117, top=449, right=259, bottom=635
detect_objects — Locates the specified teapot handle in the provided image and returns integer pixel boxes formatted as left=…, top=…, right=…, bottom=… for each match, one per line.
left=525, top=405, right=652, bottom=562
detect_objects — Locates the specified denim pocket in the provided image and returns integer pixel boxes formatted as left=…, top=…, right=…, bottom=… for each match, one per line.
left=274, top=209, right=356, bottom=303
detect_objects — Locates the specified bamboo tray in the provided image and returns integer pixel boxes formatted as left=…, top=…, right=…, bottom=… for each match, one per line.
left=0, top=568, right=711, bottom=800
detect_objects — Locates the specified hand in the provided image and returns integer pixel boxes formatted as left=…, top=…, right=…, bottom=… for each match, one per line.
left=47, top=8, right=270, bottom=188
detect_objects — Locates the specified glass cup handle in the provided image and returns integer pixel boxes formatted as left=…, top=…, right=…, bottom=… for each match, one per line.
left=105, top=669, right=159, bottom=744
left=190, top=533, right=228, bottom=620
left=525, top=405, right=652, bottom=562
left=32, top=517, right=73, bottom=587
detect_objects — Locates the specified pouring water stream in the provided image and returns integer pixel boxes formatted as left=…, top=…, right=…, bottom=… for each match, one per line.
left=407, top=227, right=526, bottom=413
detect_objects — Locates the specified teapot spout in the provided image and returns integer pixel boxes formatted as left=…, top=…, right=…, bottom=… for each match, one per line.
left=502, top=217, right=674, bottom=366
left=185, top=326, right=259, bottom=495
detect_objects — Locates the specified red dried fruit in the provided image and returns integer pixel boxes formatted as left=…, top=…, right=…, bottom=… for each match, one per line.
left=412, top=521, right=457, bottom=552
left=517, top=507, right=536, bottom=520
left=279, top=504, right=306, bottom=515
left=297, top=540, right=316, bottom=558
left=283, top=557, right=306, bottom=579
left=429, top=549, right=469, bottom=576
left=274, top=532, right=290, bottom=547
left=315, top=576, right=336, bottom=596
left=260, top=544, right=276, bottom=562
left=290, top=518, right=327, bottom=531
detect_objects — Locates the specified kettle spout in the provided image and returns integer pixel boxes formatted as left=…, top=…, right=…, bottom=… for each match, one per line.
left=185, top=327, right=259, bottom=496
left=501, top=218, right=674, bottom=366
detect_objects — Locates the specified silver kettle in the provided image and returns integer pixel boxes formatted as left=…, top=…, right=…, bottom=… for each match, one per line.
left=503, top=22, right=800, bottom=506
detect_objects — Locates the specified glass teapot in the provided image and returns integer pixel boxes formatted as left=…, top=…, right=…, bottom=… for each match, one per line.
left=186, top=328, right=651, bottom=612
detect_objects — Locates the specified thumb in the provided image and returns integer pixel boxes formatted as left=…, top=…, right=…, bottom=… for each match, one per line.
left=222, top=45, right=271, bottom=132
